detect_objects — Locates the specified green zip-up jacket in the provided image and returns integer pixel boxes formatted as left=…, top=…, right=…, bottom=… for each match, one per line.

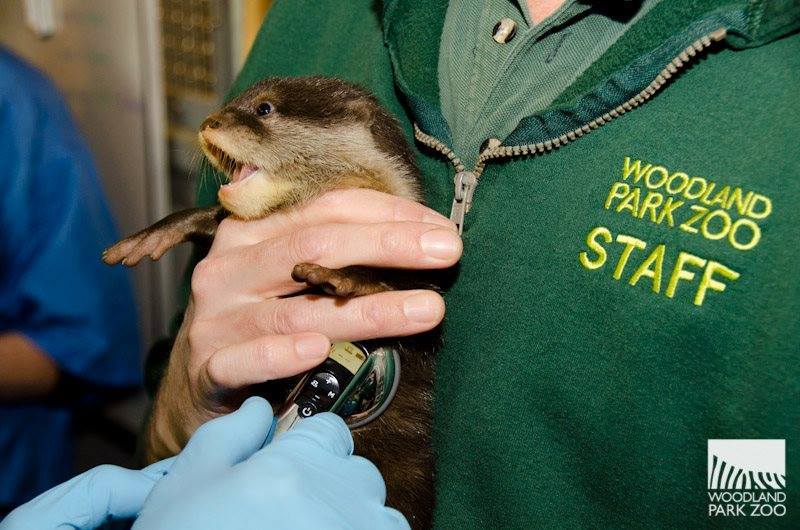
left=189, top=1, right=800, bottom=527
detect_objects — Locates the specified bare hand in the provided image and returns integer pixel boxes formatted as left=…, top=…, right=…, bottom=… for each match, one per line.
left=145, top=189, right=461, bottom=460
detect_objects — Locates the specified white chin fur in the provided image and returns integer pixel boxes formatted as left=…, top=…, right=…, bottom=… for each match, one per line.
left=218, top=170, right=292, bottom=219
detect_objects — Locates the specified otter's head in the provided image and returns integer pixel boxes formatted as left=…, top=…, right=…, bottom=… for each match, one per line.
left=199, top=76, right=412, bottom=219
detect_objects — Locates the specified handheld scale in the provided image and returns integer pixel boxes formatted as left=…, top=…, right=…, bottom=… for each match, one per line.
left=275, top=342, right=401, bottom=434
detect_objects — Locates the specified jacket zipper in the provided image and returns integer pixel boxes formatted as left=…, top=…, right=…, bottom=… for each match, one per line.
left=414, top=27, right=727, bottom=234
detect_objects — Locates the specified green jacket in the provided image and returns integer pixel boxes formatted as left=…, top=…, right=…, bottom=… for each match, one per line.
left=191, top=1, right=800, bottom=527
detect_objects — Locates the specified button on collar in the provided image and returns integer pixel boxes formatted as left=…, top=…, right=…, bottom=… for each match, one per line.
left=492, top=18, right=517, bottom=44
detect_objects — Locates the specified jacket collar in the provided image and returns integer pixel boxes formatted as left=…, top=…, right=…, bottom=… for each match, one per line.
left=382, top=0, right=452, bottom=143
left=382, top=0, right=800, bottom=148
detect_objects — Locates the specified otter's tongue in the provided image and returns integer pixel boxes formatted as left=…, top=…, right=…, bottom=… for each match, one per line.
left=231, top=164, right=258, bottom=183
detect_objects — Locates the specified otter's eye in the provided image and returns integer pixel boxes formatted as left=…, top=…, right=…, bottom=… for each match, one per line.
left=256, top=102, right=274, bottom=116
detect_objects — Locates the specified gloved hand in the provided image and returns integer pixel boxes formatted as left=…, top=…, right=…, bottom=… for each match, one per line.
left=0, top=459, right=173, bottom=530
left=133, top=396, right=409, bottom=530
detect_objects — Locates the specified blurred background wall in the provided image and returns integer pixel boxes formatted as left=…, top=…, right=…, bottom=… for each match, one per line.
left=0, top=0, right=271, bottom=470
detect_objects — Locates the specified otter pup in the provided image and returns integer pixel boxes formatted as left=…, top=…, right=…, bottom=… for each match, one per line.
left=104, top=76, right=442, bottom=529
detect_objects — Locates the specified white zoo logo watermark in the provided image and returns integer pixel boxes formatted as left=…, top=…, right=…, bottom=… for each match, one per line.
left=707, top=439, right=786, bottom=518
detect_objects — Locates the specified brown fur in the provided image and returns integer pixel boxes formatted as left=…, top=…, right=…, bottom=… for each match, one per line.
left=104, top=77, right=441, bottom=529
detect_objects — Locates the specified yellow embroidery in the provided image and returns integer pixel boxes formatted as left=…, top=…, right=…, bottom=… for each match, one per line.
left=679, top=204, right=706, bottom=234
left=665, top=252, right=707, bottom=300
left=609, top=157, right=772, bottom=251
left=604, top=182, right=628, bottom=210
left=695, top=261, right=740, bottom=306
left=700, top=209, right=731, bottom=241
left=639, top=191, right=664, bottom=223
left=578, top=226, right=612, bottom=270
left=745, top=194, right=772, bottom=219
left=629, top=244, right=666, bottom=293
left=578, top=226, right=739, bottom=307
left=613, top=234, right=646, bottom=280
left=604, top=183, right=684, bottom=227
left=729, top=218, right=761, bottom=251
left=665, top=172, right=690, bottom=194
left=582, top=157, right=766, bottom=305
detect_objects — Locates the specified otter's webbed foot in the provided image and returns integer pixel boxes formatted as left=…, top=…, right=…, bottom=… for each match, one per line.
left=103, top=205, right=227, bottom=266
left=291, top=264, right=394, bottom=297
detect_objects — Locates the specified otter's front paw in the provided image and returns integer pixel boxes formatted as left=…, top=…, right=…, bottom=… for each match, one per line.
left=103, top=228, right=183, bottom=266
left=291, top=263, right=390, bottom=297
left=103, top=206, right=226, bottom=267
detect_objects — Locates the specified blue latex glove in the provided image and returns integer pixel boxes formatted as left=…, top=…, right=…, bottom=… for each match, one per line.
left=0, top=459, right=174, bottom=530
left=133, top=396, right=409, bottom=530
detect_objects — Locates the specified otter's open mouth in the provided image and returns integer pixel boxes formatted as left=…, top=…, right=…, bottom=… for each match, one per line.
left=204, top=141, right=259, bottom=185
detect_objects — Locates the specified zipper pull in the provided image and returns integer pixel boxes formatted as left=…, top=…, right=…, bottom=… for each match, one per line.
left=449, top=171, right=477, bottom=235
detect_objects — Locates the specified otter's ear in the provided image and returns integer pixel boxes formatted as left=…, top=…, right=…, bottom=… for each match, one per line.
left=346, top=99, right=376, bottom=124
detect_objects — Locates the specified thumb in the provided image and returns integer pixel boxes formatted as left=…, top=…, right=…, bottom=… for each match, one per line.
left=272, top=412, right=353, bottom=456
left=0, top=464, right=161, bottom=530
left=168, top=396, right=274, bottom=478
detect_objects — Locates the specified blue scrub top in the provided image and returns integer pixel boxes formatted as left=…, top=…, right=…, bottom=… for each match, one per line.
left=0, top=49, right=141, bottom=506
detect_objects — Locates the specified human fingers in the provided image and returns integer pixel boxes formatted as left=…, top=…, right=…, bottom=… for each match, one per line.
left=205, top=289, right=443, bottom=347
left=139, top=456, right=176, bottom=481
left=188, top=290, right=443, bottom=390
left=196, top=332, right=331, bottom=390
left=270, top=412, right=353, bottom=457
left=194, top=222, right=460, bottom=299
left=0, top=465, right=162, bottom=530
left=211, top=189, right=455, bottom=252
left=167, top=396, right=274, bottom=478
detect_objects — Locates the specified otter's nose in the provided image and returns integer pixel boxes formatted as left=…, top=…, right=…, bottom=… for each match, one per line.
left=201, top=117, right=221, bottom=130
